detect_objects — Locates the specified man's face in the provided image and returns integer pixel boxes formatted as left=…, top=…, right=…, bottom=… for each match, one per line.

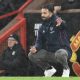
left=41, top=8, right=53, bottom=20
left=8, top=38, right=17, bottom=48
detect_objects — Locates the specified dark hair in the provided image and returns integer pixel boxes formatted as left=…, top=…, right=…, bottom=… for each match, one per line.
left=42, top=3, right=54, bottom=12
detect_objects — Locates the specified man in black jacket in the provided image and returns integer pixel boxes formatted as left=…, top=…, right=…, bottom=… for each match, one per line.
left=28, top=3, right=72, bottom=77
left=0, top=34, right=30, bottom=76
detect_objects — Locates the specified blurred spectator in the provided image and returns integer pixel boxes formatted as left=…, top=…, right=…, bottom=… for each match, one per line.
left=61, top=0, right=80, bottom=10
left=0, top=34, right=30, bottom=76
left=0, top=0, right=27, bottom=30
left=0, top=0, right=27, bottom=15
left=53, top=0, right=80, bottom=10
left=48, top=0, right=80, bottom=13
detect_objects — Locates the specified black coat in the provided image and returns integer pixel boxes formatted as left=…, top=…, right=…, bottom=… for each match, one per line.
left=0, top=44, right=30, bottom=76
left=35, top=15, right=72, bottom=58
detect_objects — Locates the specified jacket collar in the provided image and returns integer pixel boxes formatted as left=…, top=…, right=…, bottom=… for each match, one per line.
left=8, top=44, right=20, bottom=50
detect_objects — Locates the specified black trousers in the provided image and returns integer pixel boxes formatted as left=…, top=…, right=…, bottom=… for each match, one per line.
left=28, top=49, right=69, bottom=71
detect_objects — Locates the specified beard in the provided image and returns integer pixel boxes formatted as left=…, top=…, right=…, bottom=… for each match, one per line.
left=41, top=17, right=51, bottom=22
left=41, top=17, right=50, bottom=21
left=42, top=17, right=47, bottom=20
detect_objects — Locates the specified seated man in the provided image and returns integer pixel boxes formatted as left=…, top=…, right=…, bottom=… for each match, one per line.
left=0, top=34, right=30, bottom=76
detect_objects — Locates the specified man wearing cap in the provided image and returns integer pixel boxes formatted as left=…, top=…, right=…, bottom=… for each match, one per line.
left=0, top=34, right=30, bottom=76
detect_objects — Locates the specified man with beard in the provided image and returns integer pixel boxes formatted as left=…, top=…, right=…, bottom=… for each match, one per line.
left=28, top=3, right=72, bottom=77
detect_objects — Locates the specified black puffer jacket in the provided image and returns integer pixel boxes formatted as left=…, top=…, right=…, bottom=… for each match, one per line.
left=0, top=44, right=30, bottom=76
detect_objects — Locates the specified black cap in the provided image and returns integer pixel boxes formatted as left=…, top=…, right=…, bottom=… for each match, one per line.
left=8, top=34, right=20, bottom=42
